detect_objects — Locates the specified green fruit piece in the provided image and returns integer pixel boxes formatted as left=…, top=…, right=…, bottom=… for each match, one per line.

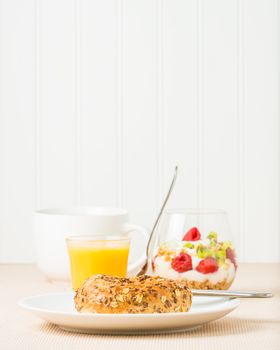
left=210, top=240, right=217, bottom=247
left=197, top=245, right=213, bottom=259
left=184, top=242, right=195, bottom=249
left=207, top=232, right=218, bottom=240
left=222, top=241, right=233, bottom=250
left=214, top=249, right=226, bottom=265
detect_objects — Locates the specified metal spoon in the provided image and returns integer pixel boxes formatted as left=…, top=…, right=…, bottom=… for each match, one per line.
left=192, top=289, right=273, bottom=298
left=137, top=166, right=178, bottom=276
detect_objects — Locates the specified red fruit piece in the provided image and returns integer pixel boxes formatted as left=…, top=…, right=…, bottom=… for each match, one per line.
left=182, top=227, right=201, bottom=241
left=196, top=257, right=218, bottom=274
left=226, top=247, right=237, bottom=269
left=171, top=253, right=193, bottom=273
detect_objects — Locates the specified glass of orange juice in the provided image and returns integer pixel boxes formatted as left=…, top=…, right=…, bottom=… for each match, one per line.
left=66, top=235, right=130, bottom=290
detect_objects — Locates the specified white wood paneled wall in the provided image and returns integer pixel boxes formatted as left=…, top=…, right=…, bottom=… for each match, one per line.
left=0, top=0, right=279, bottom=262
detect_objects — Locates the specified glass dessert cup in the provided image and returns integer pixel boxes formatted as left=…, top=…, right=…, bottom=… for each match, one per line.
left=150, top=209, right=237, bottom=290
left=67, top=235, right=130, bottom=291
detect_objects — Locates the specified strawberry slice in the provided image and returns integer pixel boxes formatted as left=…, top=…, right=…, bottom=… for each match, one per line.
left=182, top=227, right=201, bottom=241
left=226, top=247, right=238, bottom=269
left=196, top=257, right=218, bottom=274
left=171, top=253, right=192, bottom=273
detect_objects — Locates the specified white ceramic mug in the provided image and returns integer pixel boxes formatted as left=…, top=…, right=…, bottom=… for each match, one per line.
left=33, top=207, right=149, bottom=281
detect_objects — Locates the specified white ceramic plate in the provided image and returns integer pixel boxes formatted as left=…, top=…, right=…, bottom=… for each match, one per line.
left=19, top=292, right=240, bottom=334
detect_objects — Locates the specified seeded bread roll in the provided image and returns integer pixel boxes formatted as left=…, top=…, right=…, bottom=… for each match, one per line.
left=74, top=274, right=192, bottom=314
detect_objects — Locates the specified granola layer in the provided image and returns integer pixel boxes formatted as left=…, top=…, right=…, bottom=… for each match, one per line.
left=184, top=277, right=234, bottom=290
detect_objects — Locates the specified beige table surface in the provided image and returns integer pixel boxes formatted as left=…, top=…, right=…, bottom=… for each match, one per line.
left=0, top=263, right=279, bottom=350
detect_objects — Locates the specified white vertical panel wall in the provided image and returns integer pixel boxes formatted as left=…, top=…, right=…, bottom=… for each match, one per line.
left=0, top=0, right=279, bottom=262
left=39, top=0, right=77, bottom=208
left=79, top=0, right=118, bottom=207
left=0, top=0, right=36, bottom=262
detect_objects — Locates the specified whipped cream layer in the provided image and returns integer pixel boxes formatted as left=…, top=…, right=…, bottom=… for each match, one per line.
left=154, top=255, right=235, bottom=283
left=152, top=239, right=236, bottom=284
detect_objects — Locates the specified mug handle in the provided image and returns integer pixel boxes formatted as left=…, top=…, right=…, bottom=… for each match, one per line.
left=123, top=223, right=150, bottom=275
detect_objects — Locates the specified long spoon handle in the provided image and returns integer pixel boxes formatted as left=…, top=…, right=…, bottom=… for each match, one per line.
left=145, top=165, right=178, bottom=257
left=192, top=289, right=273, bottom=298
left=137, top=166, right=178, bottom=276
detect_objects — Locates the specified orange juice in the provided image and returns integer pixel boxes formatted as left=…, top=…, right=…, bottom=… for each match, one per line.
left=67, top=236, right=130, bottom=290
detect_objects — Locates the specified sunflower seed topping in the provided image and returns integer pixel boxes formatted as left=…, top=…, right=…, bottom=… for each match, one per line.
left=110, top=302, right=118, bottom=308
left=116, top=294, right=124, bottom=302
left=135, top=294, right=143, bottom=304
left=175, top=289, right=181, bottom=297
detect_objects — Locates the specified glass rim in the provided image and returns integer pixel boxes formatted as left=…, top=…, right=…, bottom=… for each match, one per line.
left=165, top=208, right=228, bottom=215
left=66, top=234, right=131, bottom=243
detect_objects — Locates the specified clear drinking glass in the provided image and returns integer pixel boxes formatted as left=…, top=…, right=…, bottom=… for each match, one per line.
left=150, top=209, right=237, bottom=290
left=66, top=235, right=130, bottom=290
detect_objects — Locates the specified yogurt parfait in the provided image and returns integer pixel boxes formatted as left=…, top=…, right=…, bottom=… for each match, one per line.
left=152, top=227, right=237, bottom=290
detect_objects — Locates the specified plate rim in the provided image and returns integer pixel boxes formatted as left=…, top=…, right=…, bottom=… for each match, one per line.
left=18, top=292, right=240, bottom=317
